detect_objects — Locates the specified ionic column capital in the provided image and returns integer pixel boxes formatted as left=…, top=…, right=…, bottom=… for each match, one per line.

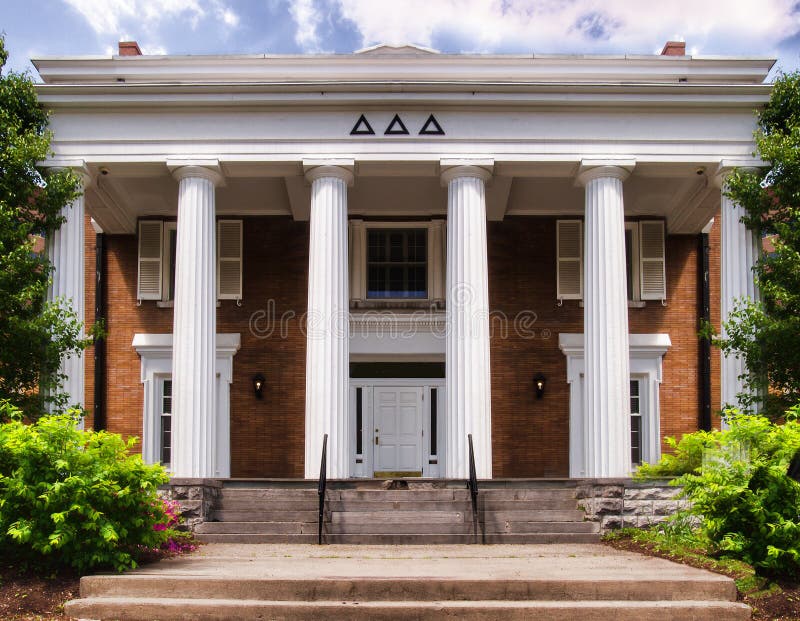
left=45, top=160, right=92, bottom=187
left=168, top=160, right=224, bottom=187
left=303, top=159, right=355, bottom=186
left=576, top=159, right=635, bottom=187
left=440, top=160, right=493, bottom=186
left=304, top=166, right=354, bottom=186
left=713, top=161, right=762, bottom=189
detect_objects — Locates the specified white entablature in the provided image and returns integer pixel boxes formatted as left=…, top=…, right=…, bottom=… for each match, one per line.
left=36, top=51, right=771, bottom=238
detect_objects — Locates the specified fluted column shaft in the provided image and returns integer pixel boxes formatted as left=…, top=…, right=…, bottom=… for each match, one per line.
left=46, top=171, right=87, bottom=411
left=719, top=174, right=759, bottom=411
left=443, top=166, right=492, bottom=479
left=170, top=166, right=220, bottom=478
left=304, top=166, right=352, bottom=478
left=579, top=166, right=632, bottom=477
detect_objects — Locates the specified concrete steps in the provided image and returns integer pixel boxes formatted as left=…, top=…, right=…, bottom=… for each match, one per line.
left=195, top=479, right=602, bottom=544
left=66, top=564, right=751, bottom=620
left=66, top=596, right=751, bottom=620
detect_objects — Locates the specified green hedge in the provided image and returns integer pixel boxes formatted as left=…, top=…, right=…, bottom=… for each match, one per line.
left=0, top=403, right=170, bottom=571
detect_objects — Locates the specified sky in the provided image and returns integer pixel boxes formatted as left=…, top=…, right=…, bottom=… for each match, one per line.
left=2, top=0, right=800, bottom=81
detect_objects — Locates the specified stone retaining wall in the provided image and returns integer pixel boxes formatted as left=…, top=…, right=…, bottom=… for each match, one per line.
left=577, top=478, right=690, bottom=532
left=159, top=478, right=222, bottom=530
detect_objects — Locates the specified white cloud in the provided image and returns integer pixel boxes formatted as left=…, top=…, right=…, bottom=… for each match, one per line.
left=335, top=0, right=799, bottom=58
left=290, top=0, right=325, bottom=51
left=62, top=0, right=240, bottom=48
left=63, top=0, right=204, bottom=35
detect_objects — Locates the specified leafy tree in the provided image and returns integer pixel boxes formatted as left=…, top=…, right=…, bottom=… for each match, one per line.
left=0, top=36, right=90, bottom=417
left=720, top=71, right=800, bottom=417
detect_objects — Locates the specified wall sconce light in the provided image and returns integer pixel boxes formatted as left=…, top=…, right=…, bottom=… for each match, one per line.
left=534, top=373, right=546, bottom=399
left=252, top=373, right=265, bottom=399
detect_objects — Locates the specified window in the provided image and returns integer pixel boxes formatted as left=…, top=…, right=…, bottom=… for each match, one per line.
left=137, top=219, right=242, bottom=303
left=355, top=387, right=363, bottom=460
left=556, top=220, right=666, bottom=303
left=559, top=332, right=669, bottom=478
left=630, top=378, right=642, bottom=465
left=366, top=228, right=427, bottom=299
left=159, top=377, right=172, bottom=467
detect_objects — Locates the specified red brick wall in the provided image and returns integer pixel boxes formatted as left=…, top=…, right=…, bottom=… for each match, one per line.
left=92, top=213, right=719, bottom=478
left=488, top=217, right=712, bottom=477
left=95, top=217, right=308, bottom=477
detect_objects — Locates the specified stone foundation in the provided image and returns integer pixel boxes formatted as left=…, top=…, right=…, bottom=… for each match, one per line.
left=159, top=478, right=222, bottom=530
left=577, top=478, right=690, bottom=532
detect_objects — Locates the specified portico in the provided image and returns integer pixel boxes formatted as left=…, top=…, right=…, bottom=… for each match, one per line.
left=34, top=43, right=772, bottom=480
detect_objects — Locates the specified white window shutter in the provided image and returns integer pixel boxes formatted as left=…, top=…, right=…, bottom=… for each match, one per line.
left=137, top=220, right=163, bottom=300
left=557, top=220, right=583, bottom=299
left=639, top=221, right=666, bottom=301
left=217, top=220, right=243, bottom=300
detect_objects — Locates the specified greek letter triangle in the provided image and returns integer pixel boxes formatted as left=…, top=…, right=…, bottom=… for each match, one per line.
left=384, top=114, right=410, bottom=135
left=419, top=114, right=445, bottom=135
left=350, top=114, right=375, bottom=135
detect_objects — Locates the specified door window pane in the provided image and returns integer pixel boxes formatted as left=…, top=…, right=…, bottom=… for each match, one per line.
left=630, top=379, right=641, bottom=465
left=161, top=379, right=172, bottom=467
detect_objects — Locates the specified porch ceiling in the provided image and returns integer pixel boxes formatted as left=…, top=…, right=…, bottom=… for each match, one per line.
left=85, top=159, right=719, bottom=236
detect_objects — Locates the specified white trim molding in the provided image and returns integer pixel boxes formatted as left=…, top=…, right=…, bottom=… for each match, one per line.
left=132, top=333, right=241, bottom=478
left=350, top=312, right=447, bottom=360
left=559, top=333, right=671, bottom=478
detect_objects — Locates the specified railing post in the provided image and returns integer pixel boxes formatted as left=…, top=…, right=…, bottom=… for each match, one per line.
left=467, top=434, right=482, bottom=543
left=318, top=433, right=328, bottom=545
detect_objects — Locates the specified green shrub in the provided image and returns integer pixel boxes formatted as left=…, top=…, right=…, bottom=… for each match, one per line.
left=639, top=407, right=800, bottom=576
left=636, top=429, right=720, bottom=478
left=0, top=404, right=170, bottom=572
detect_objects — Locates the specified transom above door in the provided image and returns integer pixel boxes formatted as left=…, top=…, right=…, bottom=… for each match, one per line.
left=350, top=378, right=445, bottom=478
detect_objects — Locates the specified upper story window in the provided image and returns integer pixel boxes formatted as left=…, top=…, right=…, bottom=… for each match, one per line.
left=350, top=220, right=445, bottom=308
left=557, top=219, right=666, bottom=304
left=137, top=219, right=243, bottom=304
left=367, top=229, right=428, bottom=299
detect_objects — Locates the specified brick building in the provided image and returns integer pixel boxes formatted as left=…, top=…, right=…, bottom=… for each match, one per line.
left=34, top=41, right=771, bottom=481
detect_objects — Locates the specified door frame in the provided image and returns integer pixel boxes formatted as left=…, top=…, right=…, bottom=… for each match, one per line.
left=349, top=378, right=446, bottom=478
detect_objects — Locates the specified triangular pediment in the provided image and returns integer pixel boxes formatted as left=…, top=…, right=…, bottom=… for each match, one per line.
left=354, top=43, right=440, bottom=56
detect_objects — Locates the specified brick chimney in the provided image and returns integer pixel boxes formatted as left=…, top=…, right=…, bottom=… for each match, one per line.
left=660, top=41, right=686, bottom=56
left=118, top=41, right=142, bottom=56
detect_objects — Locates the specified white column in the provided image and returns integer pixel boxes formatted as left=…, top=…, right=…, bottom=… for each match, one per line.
left=46, top=166, right=89, bottom=411
left=442, top=164, right=493, bottom=479
left=717, top=169, right=760, bottom=412
left=170, top=165, right=222, bottom=478
left=577, top=162, right=633, bottom=478
left=304, top=165, right=352, bottom=479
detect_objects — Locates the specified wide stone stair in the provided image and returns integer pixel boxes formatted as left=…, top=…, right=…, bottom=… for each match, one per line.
left=65, top=543, right=751, bottom=620
left=195, top=479, right=600, bottom=544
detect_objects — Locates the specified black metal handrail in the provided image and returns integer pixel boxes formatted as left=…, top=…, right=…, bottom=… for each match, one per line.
left=467, top=434, right=481, bottom=543
left=317, top=433, right=328, bottom=545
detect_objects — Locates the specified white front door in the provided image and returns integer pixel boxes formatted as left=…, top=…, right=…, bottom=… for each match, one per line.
left=373, top=387, right=423, bottom=475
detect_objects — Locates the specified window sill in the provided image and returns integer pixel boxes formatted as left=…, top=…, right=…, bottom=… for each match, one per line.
left=155, top=300, right=222, bottom=308
left=573, top=300, right=648, bottom=308
left=352, top=299, right=445, bottom=311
